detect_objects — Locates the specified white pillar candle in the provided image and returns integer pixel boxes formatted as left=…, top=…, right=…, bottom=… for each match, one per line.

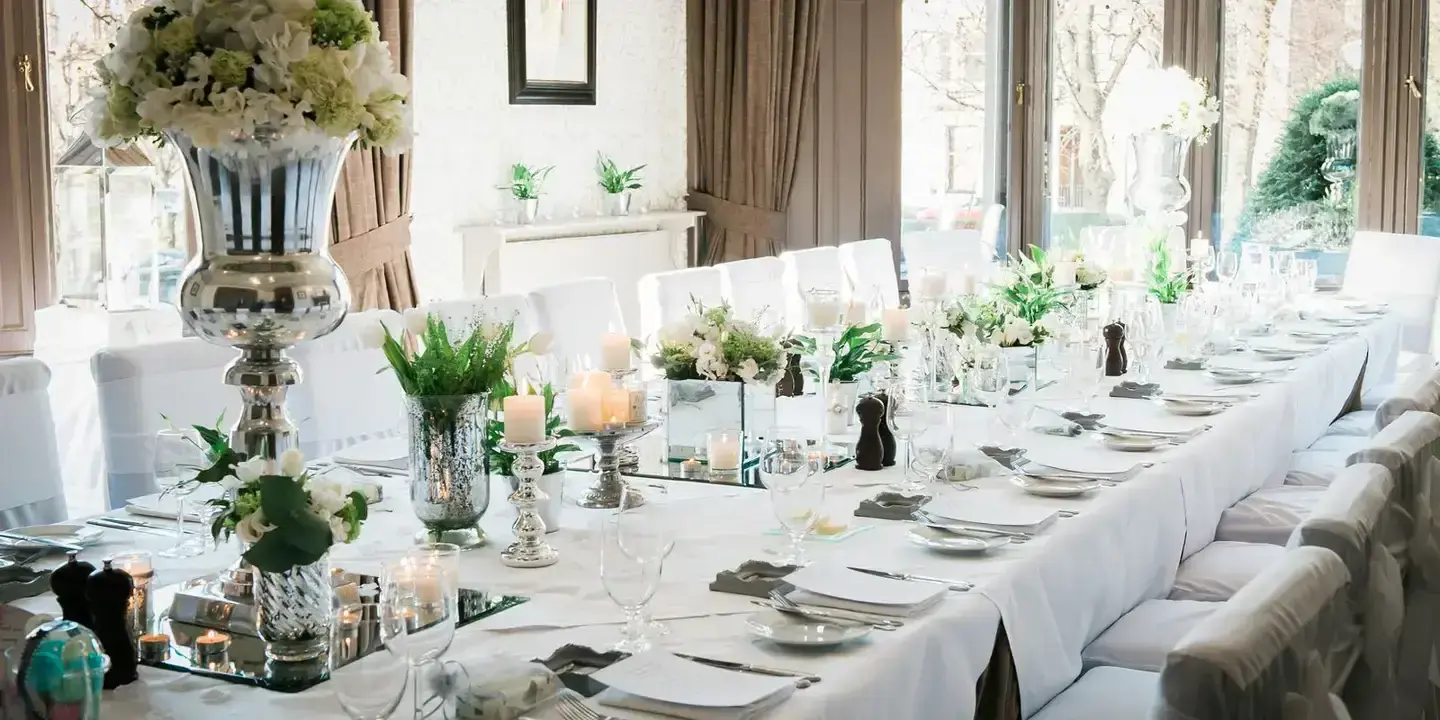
left=1052, top=262, right=1077, bottom=287
left=503, top=394, right=546, bottom=444
left=565, top=371, right=608, bottom=432
left=805, top=291, right=843, bottom=329
left=600, top=334, right=631, bottom=372
left=601, top=384, right=631, bottom=426
left=917, top=271, right=949, bottom=299
left=844, top=299, right=868, bottom=325
left=707, top=430, right=742, bottom=470
left=881, top=308, right=911, bottom=343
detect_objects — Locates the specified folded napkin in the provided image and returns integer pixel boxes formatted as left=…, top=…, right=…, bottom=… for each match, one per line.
left=593, top=652, right=796, bottom=720
left=786, top=589, right=943, bottom=618
left=1059, top=411, right=1105, bottom=430
left=452, top=660, right=565, bottom=720
left=125, top=485, right=223, bottom=522
left=598, top=688, right=792, bottom=720
left=1110, top=381, right=1161, bottom=399
left=978, top=446, right=1026, bottom=469
left=1165, top=358, right=1206, bottom=371
left=0, top=568, right=53, bottom=605
left=924, top=497, right=1059, bottom=533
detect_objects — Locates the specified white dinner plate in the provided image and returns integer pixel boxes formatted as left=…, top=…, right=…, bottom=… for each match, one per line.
left=1317, top=316, right=1367, bottom=327
left=1009, top=474, right=1100, bottom=497
left=1206, top=369, right=1267, bottom=385
left=1155, top=397, right=1227, bottom=416
left=4, top=524, right=103, bottom=549
left=1249, top=347, right=1308, bottom=361
left=1097, top=433, right=1168, bottom=452
left=1343, top=302, right=1387, bottom=315
left=745, top=609, right=872, bottom=648
left=906, top=525, right=1011, bottom=554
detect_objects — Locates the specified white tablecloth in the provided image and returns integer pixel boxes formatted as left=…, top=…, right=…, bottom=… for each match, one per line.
left=12, top=313, right=1401, bottom=719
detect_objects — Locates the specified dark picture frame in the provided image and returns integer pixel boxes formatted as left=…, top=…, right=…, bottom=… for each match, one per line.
left=506, top=0, right=597, bottom=105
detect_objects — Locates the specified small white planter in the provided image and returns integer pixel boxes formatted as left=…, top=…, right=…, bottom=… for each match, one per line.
left=500, top=470, right=566, bottom=532
left=1001, top=345, right=1037, bottom=385
left=605, top=192, right=632, bottom=216
left=828, top=380, right=861, bottom=432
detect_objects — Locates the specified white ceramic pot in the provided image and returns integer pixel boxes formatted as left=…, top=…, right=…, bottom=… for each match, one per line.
left=501, top=470, right=566, bottom=532
left=517, top=198, right=539, bottom=225
left=828, top=381, right=861, bottom=431
left=605, top=192, right=632, bottom=216
left=1001, top=346, right=1036, bottom=385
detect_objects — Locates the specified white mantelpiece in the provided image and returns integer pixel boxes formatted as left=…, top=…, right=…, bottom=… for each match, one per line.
left=459, top=211, right=703, bottom=334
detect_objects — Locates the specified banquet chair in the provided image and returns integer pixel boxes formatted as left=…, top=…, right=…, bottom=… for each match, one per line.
left=780, top=246, right=846, bottom=329
left=528, top=278, right=627, bottom=370
left=1342, top=230, right=1440, bottom=370
left=1287, top=366, right=1440, bottom=486
left=0, top=358, right=68, bottom=528
left=93, top=338, right=239, bottom=509
left=717, top=256, right=787, bottom=330
left=838, top=238, right=900, bottom=310
left=637, top=267, right=725, bottom=342
left=900, top=230, right=994, bottom=286
left=1041, top=546, right=1355, bottom=720
left=979, top=203, right=1006, bottom=259
left=287, top=310, right=406, bottom=461
left=1323, top=363, right=1440, bottom=439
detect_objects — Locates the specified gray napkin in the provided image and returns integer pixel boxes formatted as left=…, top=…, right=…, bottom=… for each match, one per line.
left=978, top=446, right=1026, bottom=469
left=709, top=560, right=798, bottom=598
left=1060, top=411, right=1105, bottom=430
left=855, top=492, right=931, bottom=521
left=1165, top=358, right=1206, bottom=371
left=0, top=568, right=51, bottom=604
left=1110, top=382, right=1161, bottom=399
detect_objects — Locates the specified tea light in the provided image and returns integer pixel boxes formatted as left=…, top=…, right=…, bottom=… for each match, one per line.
left=109, top=551, right=153, bottom=639
left=844, top=299, right=868, bottom=325
left=601, top=384, right=631, bottom=425
left=503, top=392, right=546, bottom=444
left=339, top=607, right=361, bottom=627
left=679, top=457, right=703, bottom=478
left=600, top=334, right=632, bottom=372
left=402, top=606, right=420, bottom=634
left=138, top=633, right=170, bottom=663
left=1052, top=261, right=1077, bottom=287
left=195, top=630, right=230, bottom=656
left=881, top=308, right=910, bottom=343
left=804, top=290, right=843, bottom=329
left=628, top=387, right=648, bottom=422
left=707, top=430, right=742, bottom=471
left=916, top=270, right=948, bottom=300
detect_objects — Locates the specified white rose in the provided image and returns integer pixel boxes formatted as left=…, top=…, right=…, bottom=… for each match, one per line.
left=235, top=511, right=275, bottom=544
left=328, top=515, right=349, bottom=544
left=219, top=474, right=243, bottom=493
left=307, top=477, right=350, bottom=515
left=1001, top=316, right=1033, bottom=346
left=235, top=456, right=270, bottom=483
left=735, top=358, right=760, bottom=382
left=403, top=308, right=429, bottom=336
left=526, top=332, right=553, bottom=356
left=279, top=448, right=306, bottom=477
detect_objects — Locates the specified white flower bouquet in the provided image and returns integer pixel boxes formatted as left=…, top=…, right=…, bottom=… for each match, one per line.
left=944, top=295, right=1051, bottom=348
left=184, top=424, right=367, bottom=573
left=652, top=301, right=787, bottom=384
left=86, top=0, right=410, bottom=152
left=1129, top=66, right=1221, bottom=144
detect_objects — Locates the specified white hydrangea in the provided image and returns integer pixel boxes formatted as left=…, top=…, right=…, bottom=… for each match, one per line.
left=735, top=358, right=760, bottom=382
left=307, top=476, right=351, bottom=516
left=999, top=315, right=1034, bottom=347
left=695, top=341, right=728, bottom=380
left=1126, top=66, right=1220, bottom=143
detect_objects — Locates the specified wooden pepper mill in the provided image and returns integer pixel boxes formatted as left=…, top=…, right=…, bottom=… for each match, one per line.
left=86, top=559, right=138, bottom=688
left=50, top=552, right=95, bottom=630
left=1102, top=321, right=1128, bottom=376
left=874, top=391, right=898, bottom=467
left=854, top=394, right=887, bottom=471
left=775, top=353, right=805, bottom=398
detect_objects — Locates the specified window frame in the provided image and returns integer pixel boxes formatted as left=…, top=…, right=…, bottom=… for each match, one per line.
left=0, top=0, right=52, bottom=357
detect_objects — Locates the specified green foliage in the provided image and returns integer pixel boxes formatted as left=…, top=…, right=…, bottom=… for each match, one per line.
left=1146, top=234, right=1191, bottom=304
left=793, top=323, right=899, bottom=382
left=498, top=163, right=553, bottom=200
left=650, top=299, right=787, bottom=382
left=596, top=153, right=645, bottom=194
left=380, top=314, right=516, bottom=399
left=1308, top=90, right=1358, bottom=138
left=312, top=0, right=375, bottom=49
left=998, top=246, right=1072, bottom=324
left=486, top=381, right=580, bottom=476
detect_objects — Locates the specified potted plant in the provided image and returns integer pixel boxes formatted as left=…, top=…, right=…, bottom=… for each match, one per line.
left=499, top=163, right=553, bottom=225
left=487, top=380, right=578, bottom=532
left=374, top=310, right=546, bottom=548
left=597, top=153, right=645, bottom=217
left=793, top=323, right=898, bottom=431
left=1147, top=234, right=1193, bottom=333
left=186, top=430, right=369, bottom=662
left=652, top=300, right=788, bottom=460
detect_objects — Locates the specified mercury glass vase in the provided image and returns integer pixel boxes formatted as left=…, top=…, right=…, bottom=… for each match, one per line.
left=172, top=127, right=354, bottom=461
left=407, top=394, right=490, bottom=548
left=1126, top=131, right=1193, bottom=220
left=255, top=553, right=331, bottom=662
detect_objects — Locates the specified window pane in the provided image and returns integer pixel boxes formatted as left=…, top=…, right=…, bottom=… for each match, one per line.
left=900, top=0, right=1000, bottom=278
left=1046, top=0, right=1163, bottom=251
left=1423, top=4, right=1440, bottom=236
left=1219, top=0, right=1361, bottom=282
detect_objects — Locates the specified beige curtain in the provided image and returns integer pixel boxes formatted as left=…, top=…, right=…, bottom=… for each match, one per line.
left=688, top=0, right=826, bottom=264
left=330, top=0, right=419, bottom=311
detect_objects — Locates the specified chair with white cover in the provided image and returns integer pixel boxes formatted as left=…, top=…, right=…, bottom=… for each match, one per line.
left=287, top=310, right=406, bottom=462
left=0, top=359, right=67, bottom=528
left=979, top=204, right=1005, bottom=258
left=900, top=230, right=994, bottom=286
left=780, top=246, right=846, bottom=329
left=1343, top=231, right=1440, bottom=369
left=637, top=267, right=725, bottom=342
left=839, top=238, right=900, bottom=310
left=528, top=278, right=627, bottom=370
left=1324, top=364, right=1440, bottom=438
left=717, top=256, right=788, bottom=330
left=93, top=338, right=240, bottom=509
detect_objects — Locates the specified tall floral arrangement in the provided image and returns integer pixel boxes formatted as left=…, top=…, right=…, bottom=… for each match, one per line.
left=1128, top=66, right=1221, bottom=144
left=652, top=300, right=787, bottom=383
left=86, top=0, right=411, bottom=152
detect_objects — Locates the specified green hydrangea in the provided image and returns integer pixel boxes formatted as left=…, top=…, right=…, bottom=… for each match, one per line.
left=152, top=16, right=196, bottom=58
left=209, top=49, right=251, bottom=89
left=366, top=110, right=402, bottom=147
left=312, top=0, right=375, bottom=49
left=101, top=84, right=142, bottom=137
left=292, top=48, right=365, bottom=136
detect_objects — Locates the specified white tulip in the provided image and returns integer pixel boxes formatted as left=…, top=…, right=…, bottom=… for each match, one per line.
left=279, top=448, right=306, bottom=477
left=234, top=456, right=270, bottom=483
left=526, top=332, right=554, bottom=356
left=357, top=319, right=387, bottom=350
left=219, top=474, right=243, bottom=493
left=403, top=308, right=430, bottom=336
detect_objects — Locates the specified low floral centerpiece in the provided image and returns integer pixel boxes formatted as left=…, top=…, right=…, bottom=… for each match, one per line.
left=652, top=300, right=788, bottom=460
left=793, top=323, right=898, bottom=430
left=944, top=251, right=1072, bottom=385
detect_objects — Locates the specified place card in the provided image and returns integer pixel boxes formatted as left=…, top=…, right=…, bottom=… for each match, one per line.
left=709, top=560, right=797, bottom=598
left=593, top=651, right=796, bottom=712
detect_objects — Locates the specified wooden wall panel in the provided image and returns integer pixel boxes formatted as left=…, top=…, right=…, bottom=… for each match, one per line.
left=0, top=0, right=50, bottom=356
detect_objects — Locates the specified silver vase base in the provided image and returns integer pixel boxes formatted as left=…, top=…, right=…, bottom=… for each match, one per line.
left=263, top=637, right=327, bottom=663
left=416, top=527, right=486, bottom=549
left=578, top=477, right=641, bottom=509
left=500, top=542, right=559, bottom=568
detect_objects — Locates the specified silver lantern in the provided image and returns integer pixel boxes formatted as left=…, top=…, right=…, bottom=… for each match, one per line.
left=174, top=128, right=354, bottom=460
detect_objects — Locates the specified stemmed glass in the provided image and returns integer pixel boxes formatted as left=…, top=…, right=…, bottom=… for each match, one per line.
left=384, top=561, right=455, bottom=719
left=600, top=506, right=667, bottom=653
left=153, top=429, right=207, bottom=558
left=621, top=482, right=673, bottom=640
left=761, top=439, right=824, bottom=566
left=907, top=404, right=953, bottom=492
left=888, top=384, right=932, bottom=493
left=1217, top=250, right=1240, bottom=289
left=331, top=600, right=411, bottom=720
left=968, top=347, right=1011, bottom=444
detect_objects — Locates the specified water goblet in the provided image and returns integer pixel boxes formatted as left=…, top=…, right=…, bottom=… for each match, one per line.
left=153, top=429, right=207, bottom=559
left=331, top=600, right=411, bottom=720
left=600, top=510, right=666, bottom=653
left=621, top=482, right=673, bottom=640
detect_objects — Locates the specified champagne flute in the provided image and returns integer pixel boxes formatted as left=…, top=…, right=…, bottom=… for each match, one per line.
left=153, top=429, right=206, bottom=558
left=1217, top=250, right=1240, bottom=288
left=331, top=600, right=410, bottom=720
left=968, top=347, right=1011, bottom=444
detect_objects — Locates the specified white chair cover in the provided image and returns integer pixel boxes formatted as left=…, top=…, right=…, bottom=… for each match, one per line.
left=1029, top=666, right=1160, bottom=720
left=1291, top=463, right=1402, bottom=719
left=839, top=238, right=900, bottom=310
left=1342, top=231, right=1440, bottom=361
left=637, top=267, right=725, bottom=342
left=1215, top=486, right=1329, bottom=546
left=287, top=310, right=406, bottom=462
left=780, top=246, right=846, bottom=329
left=1324, top=410, right=1375, bottom=438
left=900, top=230, right=994, bottom=283
left=1168, top=541, right=1286, bottom=602
left=979, top=204, right=1006, bottom=258
left=1286, top=448, right=1353, bottom=487
left=92, top=338, right=240, bottom=509
left=1373, top=365, right=1440, bottom=431
left=0, top=359, right=67, bottom=528
left=528, top=278, right=627, bottom=370
left=1082, top=599, right=1220, bottom=672
left=1159, top=546, right=1356, bottom=720
left=717, top=256, right=787, bottom=330
left=106, top=305, right=183, bottom=346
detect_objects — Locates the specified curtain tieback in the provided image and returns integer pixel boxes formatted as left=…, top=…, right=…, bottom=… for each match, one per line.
left=689, top=191, right=787, bottom=243
left=330, top=216, right=412, bottom=278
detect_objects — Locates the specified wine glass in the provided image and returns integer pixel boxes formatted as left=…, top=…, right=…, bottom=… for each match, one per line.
left=153, top=429, right=207, bottom=559
left=600, top=509, right=666, bottom=652
left=762, top=442, right=824, bottom=566
left=331, top=601, right=410, bottom=720
left=384, top=561, right=454, bottom=665
left=1217, top=250, right=1240, bottom=288
left=967, top=347, right=1011, bottom=444
left=908, top=404, right=953, bottom=490
left=621, top=482, right=674, bottom=640
left=888, top=384, right=932, bottom=492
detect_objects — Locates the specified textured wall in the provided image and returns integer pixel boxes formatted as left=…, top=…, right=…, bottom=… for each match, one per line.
left=409, top=0, right=688, bottom=300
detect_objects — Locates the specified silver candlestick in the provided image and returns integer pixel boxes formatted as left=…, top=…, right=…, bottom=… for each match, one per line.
left=573, top=420, right=660, bottom=508
left=499, top=439, right=559, bottom=568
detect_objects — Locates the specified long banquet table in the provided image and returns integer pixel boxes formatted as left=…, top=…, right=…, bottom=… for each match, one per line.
left=13, top=311, right=1400, bottom=719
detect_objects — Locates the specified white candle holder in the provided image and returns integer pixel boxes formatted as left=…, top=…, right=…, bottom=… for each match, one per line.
left=572, top=420, right=661, bottom=508
left=807, top=326, right=840, bottom=455
left=499, top=438, right=560, bottom=568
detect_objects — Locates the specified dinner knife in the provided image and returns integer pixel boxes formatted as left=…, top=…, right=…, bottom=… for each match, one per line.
left=104, top=516, right=199, bottom=535
left=846, top=566, right=972, bottom=592
left=673, top=653, right=822, bottom=684
left=0, top=531, right=83, bottom=553
left=86, top=519, right=176, bottom=538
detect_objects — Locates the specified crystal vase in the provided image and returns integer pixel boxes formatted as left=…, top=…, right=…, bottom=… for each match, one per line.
left=1126, top=131, right=1193, bottom=220
left=255, top=553, right=331, bottom=662
left=407, top=394, right=490, bottom=548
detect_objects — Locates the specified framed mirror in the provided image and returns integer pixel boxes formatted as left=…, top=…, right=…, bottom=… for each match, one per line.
left=506, top=0, right=597, bottom=105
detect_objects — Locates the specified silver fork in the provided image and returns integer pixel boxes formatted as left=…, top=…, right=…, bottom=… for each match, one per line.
left=553, top=693, right=617, bottom=720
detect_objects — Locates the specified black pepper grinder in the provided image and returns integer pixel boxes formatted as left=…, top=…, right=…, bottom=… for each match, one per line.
left=50, top=552, right=95, bottom=630
left=86, top=559, right=138, bottom=688
left=854, top=394, right=887, bottom=471
left=875, top=391, right=898, bottom=467
left=775, top=353, right=805, bottom=398
left=1102, top=321, right=1129, bottom=376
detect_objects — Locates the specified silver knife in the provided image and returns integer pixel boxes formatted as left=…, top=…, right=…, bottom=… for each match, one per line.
left=673, top=653, right=821, bottom=683
left=846, top=566, right=972, bottom=592
left=103, top=517, right=199, bottom=536
left=0, top=531, right=83, bottom=553
left=87, top=519, right=176, bottom=538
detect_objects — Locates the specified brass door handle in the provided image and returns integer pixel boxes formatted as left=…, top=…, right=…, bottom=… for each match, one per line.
left=16, top=54, right=34, bottom=93
left=1406, top=74, right=1422, bottom=99
left=1015, top=82, right=1026, bottom=107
